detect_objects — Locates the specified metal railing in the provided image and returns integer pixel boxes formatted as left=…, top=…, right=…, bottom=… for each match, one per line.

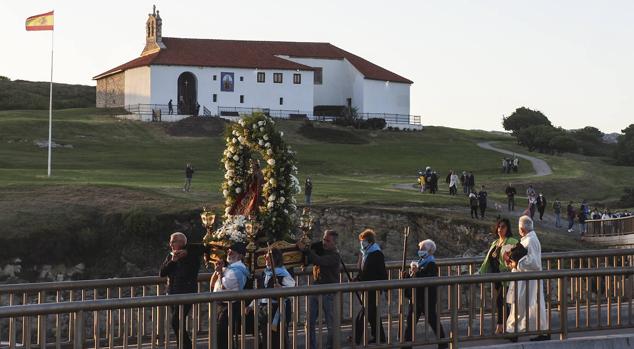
left=1, top=267, right=633, bottom=349
left=217, top=106, right=423, bottom=126
left=0, top=248, right=633, bottom=348
left=586, top=216, right=634, bottom=237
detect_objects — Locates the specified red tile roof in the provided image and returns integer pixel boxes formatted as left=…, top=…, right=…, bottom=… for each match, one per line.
left=94, top=38, right=412, bottom=84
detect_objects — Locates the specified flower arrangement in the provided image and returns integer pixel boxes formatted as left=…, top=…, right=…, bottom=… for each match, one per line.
left=204, top=214, right=248, bottom=244
left=219, top=113, right=300, bottom=242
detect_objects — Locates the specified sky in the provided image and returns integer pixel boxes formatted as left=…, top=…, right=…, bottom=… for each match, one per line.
left=2, top=1, right=633, bottom=133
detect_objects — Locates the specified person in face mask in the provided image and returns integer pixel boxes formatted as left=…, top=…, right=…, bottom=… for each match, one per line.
left=402, top=239, right=447, bottom=349
left=353, top=229, right=387, bottom=344
left=211, top=242, right=250, bottom=348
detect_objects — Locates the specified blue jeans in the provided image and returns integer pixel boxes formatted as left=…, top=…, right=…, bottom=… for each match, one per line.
left=555, top=213, right=561, bottom=227
left=305, top=194, right=312, bottom=206
left=308, top=293, right=335, bottom=349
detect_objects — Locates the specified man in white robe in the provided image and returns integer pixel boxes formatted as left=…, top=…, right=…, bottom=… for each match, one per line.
left=506, top=215, right=550, bottom=341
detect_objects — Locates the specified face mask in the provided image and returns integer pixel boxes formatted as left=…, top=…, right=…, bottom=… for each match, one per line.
left=361, top=240, right=370, bottom=250
left=418, top=250, right=429, bottom=258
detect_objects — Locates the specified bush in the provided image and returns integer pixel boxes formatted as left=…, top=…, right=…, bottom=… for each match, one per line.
left=615, top=124, right=634, bottom=166
left=359, top=118, right=386, bottom=130
left=549, top=135, right=578, bottom=154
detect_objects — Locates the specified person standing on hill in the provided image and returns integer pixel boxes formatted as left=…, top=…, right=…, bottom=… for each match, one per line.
left=468, top=172, right=476, bottom=193
left=469, top=190, right=479, bottom=219
left=183, top=163, right=194, bottom=192
left=478, top=185, right=488, bottom=218
left=552, top=199, right=562, bottom=228
left=527, top=193, right=537, bottom=219
left=430, top=171, right=439, bottom=194
left=579, top=200, right=589, bottom=236
left=305, top=177, right=313, bottom=206
left=536, top=193, right=547, bottom=220
left=449, top=171, right=459, bottom=195
left=460, top=171, right=467, bottom=194
left=168, top=99, right=173, bottom=115
left=505, top=183, right=517, bottom=211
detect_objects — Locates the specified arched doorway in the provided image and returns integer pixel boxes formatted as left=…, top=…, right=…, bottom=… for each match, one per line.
left=177, top=72, right=197, bottom=115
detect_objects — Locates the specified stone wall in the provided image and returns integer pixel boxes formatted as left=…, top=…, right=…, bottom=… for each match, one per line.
left=96, top=72, right=125, bottom=108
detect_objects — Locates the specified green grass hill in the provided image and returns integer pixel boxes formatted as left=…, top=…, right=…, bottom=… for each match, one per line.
left=0, top=79, right=95, bottom=110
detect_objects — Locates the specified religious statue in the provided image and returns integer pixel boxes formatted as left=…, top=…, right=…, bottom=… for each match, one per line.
left=229, top=160, right=264, bottom=216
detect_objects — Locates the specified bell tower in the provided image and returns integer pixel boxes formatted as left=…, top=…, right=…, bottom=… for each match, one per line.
left=141, top=5, right=166, bottom=56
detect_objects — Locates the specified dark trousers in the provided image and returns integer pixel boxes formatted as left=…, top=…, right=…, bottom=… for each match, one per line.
left=170, top=304, right=192, bottom=348
left=538, top=207, right=545, bottom=220
left=508, top=197, right=515, bottom=211
left=403, top=303, right=446, bottom=349
left=529, top=204, right=536, bottom=219
left=480, top=205, right=487, bottom=218
left=354, top=292, right=386, bottom=344
left=493, top=282, right=508, bottom=325
left=470, top=206, right=479, bottom=219
left=218, top=302, right=242, bottom=349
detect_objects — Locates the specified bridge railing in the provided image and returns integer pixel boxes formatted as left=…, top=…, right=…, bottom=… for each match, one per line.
left=585, top=216, right=634, bottom=237
left=0, top=248, right=633, bottom=348
left=0, top=267, right=632, bottom=349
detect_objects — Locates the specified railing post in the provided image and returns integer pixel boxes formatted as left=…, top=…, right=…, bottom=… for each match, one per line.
left=450, top=283, right=459, bottom=349
left=333, top=291, right=342, bottom=349
left=74, top=310, right=85, bottom=349
left=559, top=276, right=568, bottom=340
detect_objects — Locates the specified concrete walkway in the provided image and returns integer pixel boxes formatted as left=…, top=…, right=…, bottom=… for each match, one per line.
left=477, top=142, right=553, bottom=177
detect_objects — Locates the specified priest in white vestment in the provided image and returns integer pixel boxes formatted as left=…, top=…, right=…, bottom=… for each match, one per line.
left=506, top=215, right=550, bottom=341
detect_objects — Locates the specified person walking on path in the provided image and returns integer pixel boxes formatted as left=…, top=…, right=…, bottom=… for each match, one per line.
left=505, top=183, right=517, bottom=211
left=449, top=171, right=459, bottom=196
left=579, top=200, right=589, bottom=236
left=469, top=190, right=479, bottom=219
left=567, top=201, right=576, bottom=233
left=478, top=185, right=488, bottom=218
left=536, top=193, right=547, bottom=220
left=168, top=99, right=173, bottom=115
left=552, top=199, right=562, bottom=228
left=304, top=177, right=313, bottom=206
left=183, top=163, right=194, bottom=192
left=354, top=229, right=387, bottom=344
left=402, top=239, right=448, bottom=349
left=478, top=219, right=519, bottom=334
left=527, top=193, right=537, bottom=219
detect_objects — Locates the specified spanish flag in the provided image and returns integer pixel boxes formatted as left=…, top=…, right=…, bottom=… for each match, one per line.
left=25, top=11, right=54, bottom=31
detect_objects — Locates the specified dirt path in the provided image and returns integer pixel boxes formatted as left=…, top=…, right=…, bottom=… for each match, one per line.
left=477, top=141, right=553, bottom=176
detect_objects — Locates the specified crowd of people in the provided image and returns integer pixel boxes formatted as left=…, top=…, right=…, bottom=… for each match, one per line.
left=160, top=214, right=554, bottom=348
left=417, top=167, right=477, bottom=196
left=501, top=156, right=520, bottom=174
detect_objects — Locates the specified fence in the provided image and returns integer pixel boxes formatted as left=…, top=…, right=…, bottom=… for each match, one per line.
left=0, top=248, right=633, bottom=348
left=0, top=267, right=632, bottom=349
left=586, top=216, right=634, bottom=237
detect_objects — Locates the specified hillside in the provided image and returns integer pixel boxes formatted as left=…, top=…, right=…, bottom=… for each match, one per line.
left=0, top=108, right=629, bottom=280
left=0, top=79, right=95, bottom=110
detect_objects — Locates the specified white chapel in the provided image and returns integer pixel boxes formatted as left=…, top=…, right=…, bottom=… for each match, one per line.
left=94, top=7, right=413, bottom=121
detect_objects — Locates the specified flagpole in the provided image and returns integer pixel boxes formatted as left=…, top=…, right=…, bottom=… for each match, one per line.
left=47, top=26, right=54, bottom=177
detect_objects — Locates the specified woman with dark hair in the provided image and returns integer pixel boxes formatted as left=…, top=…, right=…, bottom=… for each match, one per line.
left=477, top=218, right=519, bottom=334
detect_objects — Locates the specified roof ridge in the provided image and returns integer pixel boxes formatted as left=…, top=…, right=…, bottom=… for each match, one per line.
left=163, top=36, right=333, bottom=45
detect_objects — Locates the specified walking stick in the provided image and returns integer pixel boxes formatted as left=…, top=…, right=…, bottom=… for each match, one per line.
left=398, top=226, right=410, bottom=341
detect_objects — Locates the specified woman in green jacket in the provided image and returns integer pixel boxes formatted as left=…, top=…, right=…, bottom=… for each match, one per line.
left=477, top=218, right=519, bottom=334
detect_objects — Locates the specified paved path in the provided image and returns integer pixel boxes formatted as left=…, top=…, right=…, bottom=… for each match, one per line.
left=477, top=141, right=553, bottom=176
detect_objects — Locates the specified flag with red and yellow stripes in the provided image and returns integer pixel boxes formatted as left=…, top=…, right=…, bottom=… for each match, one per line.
left=25, top=11, right=54, bottom=31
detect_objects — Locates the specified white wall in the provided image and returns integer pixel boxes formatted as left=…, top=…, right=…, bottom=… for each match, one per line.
left=281, top=57, right=358, bottom=108
left=150, top=65, right=314, bottom=114
left=124, top=67, right=151, bottom=106
left=362, top=79, right=410, bottom=115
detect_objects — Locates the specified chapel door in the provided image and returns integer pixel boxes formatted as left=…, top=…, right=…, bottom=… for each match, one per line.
left=177, top=72, right=197, bottom=115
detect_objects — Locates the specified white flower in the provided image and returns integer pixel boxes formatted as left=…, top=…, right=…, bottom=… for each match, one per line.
left=267, top=149, right=273, bottom=156
left=258, top=121, right=264, bottom=126
left=279, top=197, right=285, bottom=204
left=224, top=162, right=231, bottom=170
left=260, top=127, right=265, bottom=132
left=267, top=202, right=274, bottom=209
left=228, top=180, right=234, bottom=186
left=232, top=130, right=238, bottom=136
left=226, top=138, right=230, bottom=143
left=236, top=187, right=242, bottom=194
left=269, top=178, right=277, bottom=186
left=263, top=135, right=269, bottom=141
left=280, top=131, right=284, bottom=137
left=268, top=193, right=277, bottom=202
left=238, top=119, right=245, bottom=126
left=225, top=207, right=232, bottom=215
left=258, top=140, right=264, bottom=146
left=267, top=158, right=275, bottom=166
left=227, top=170, right=234, bottom=176
left=223, top=190, right=229, bottom=197
left=238, top=136, right=246, bottom=144
left=233, top=155, right=239, bottom=161
left=265, top=142, right=271, bottom=148
left=232, top=138, right=238, bottom=144
left=253, top=124, right=257, bottom=130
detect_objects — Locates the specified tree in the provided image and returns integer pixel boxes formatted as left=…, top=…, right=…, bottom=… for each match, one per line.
left=549, top=135, right=578, bottom=154
left=502, top=107, right=552, bottom=135
left=615, top=124, right=634, bottom=166
left=516, top=125, right=565, bottom=153
left=0, top=76, right=9, bottom=81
